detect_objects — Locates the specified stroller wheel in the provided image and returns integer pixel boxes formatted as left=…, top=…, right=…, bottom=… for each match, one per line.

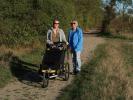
left=63, top=63, right=70, bottom=81
left=42, top=72, right=49, bottom=88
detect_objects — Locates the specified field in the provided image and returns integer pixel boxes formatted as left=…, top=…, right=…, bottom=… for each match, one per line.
left=0, top=34, right=133, bottom=100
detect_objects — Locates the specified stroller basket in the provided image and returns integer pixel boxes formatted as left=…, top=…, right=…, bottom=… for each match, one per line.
left=42, top=49, right=66, bottom=65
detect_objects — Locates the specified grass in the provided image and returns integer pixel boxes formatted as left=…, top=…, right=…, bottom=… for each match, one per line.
left=121, top=43, right=133, bottom=67
left=100, top=32, right=133, bottom=41
left=0, top=50, right=13, bottom=88
left=0, top=43, right=44, bottom=88
left=121, top=43, right=133, bottom=78
left=110, top=34, right=133, bottom=41
left=57, top=40, right=133, bottom=100
left=0, top=65, right=12, bottom=88
left=57, top=44, right=107, bottom=100
left=0, top=36, right=132, bottom=99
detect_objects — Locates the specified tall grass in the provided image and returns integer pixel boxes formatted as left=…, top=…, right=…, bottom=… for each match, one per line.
left=57, top=40, right=133, bottom=100
left=121, top=43, right=133, bottom=100
left=57, top=44, right=107, bottom=100
left=121, top=43, right=133, bottom=78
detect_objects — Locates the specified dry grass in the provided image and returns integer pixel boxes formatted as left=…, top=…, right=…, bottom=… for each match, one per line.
left=0, top=41, right=42, bottom=56
left=97, top=41, right=132, bottom=100
left=111, top=33, right=133, bottom=41
left=58, top=40, right=133, bottom=100
left=122, top=33, right=133, bottom=39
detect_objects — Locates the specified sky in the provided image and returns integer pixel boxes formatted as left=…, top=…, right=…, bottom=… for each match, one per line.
left=102, top=0, right=133, bottom=13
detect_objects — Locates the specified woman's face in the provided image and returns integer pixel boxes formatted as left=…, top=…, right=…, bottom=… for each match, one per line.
left=53, top=20, right=59, bottom=29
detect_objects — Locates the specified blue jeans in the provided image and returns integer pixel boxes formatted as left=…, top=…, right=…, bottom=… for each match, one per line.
left=72, top=51, right=81, bottom=72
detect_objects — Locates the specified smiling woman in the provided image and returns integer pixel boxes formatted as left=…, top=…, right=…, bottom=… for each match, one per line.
left=46, top=19, right=68, bottom=45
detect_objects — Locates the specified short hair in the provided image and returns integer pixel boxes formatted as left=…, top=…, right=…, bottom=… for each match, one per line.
left=71, top=20, right=78, bottom=26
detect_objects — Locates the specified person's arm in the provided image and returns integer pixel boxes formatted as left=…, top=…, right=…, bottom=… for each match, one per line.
left=75, top=29, right=83, bottom=51
left=46, top=30, right=53, bottom=44
left=61, top=29, right=69, bottom=45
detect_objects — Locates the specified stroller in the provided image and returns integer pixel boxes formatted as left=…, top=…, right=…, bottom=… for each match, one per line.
left=39, top=42, right=70, bottom=87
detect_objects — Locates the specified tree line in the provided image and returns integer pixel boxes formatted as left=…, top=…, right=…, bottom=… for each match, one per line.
left=0, top=0, right=132, bottom=46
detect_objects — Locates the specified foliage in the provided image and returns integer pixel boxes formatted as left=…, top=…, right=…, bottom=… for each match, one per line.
left=109, top=14, right=133, bottom=33
left=0, top=0, right=75, bottom=46
left=102, top=0, right=133, bottom=33
left=74, top=0, right=103, bottom=30
left=0, top=0, right=104, bottom=46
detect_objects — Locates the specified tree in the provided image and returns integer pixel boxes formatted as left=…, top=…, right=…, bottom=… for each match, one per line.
left=74, top=0, right=103, bottom=30
left=101, top=0, right=133, bottom=33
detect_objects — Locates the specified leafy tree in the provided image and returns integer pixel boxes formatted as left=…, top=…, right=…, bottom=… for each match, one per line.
left=74, top=0, right=103, bottom=30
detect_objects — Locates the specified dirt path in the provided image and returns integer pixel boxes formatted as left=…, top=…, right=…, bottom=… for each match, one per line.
left=0, top=35, right=105, bottom=100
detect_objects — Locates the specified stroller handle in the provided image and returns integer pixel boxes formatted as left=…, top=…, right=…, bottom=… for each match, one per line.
left=46, top=42, right=68, bottom=51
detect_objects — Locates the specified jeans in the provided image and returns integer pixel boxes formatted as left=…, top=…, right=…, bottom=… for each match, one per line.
left=72, top=51, right=81, bottom=72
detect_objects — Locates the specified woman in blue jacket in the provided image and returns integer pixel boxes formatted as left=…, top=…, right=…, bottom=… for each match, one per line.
left=68, top=20, right=83, bottom=74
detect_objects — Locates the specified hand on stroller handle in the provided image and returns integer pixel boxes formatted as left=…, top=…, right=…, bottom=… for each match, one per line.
left=46, top=42, right=68, bottom=50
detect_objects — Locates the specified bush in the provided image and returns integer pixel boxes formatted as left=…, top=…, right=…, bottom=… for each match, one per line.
left=0, top=0, right=103, bottom=46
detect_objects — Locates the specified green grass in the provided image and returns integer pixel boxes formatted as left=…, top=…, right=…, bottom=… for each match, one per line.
left=19, top=48, right=43, bottom=65
left=0, top=65, right=12, bottom=88
left=0, top=51, right=13, bottom=88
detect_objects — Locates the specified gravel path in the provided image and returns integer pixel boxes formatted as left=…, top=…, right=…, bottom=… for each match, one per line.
left=0, top=34, right=105, bottom=100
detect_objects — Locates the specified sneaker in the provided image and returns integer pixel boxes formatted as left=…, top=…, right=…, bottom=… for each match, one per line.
left=73, top=70, right=80, bottom=75
left=75, top=70, right=80, bottom=75
left=73, top=70, right=76, bottom=75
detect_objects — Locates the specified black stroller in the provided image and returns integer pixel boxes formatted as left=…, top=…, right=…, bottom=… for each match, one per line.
left=39, top=42, right=70, bottom=87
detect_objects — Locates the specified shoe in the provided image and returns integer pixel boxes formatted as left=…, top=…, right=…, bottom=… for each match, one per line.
left=73, top=70, right=80, bottom=75
left=75, top=70, right=80, bottom=75
left=73, top=70, right=76, bottom=75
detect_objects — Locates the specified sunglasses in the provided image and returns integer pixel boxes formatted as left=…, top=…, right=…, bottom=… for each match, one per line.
left=71, top=23, right=76, bottom=25
left=54, top=23, right=59, bottom=24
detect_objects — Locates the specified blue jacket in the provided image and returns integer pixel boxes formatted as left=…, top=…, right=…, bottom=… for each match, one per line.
left=68, top=27, right=83, bottom=52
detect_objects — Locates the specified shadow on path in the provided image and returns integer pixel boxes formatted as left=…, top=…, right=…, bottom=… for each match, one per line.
left=10, top=56, right=43, bottom=87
